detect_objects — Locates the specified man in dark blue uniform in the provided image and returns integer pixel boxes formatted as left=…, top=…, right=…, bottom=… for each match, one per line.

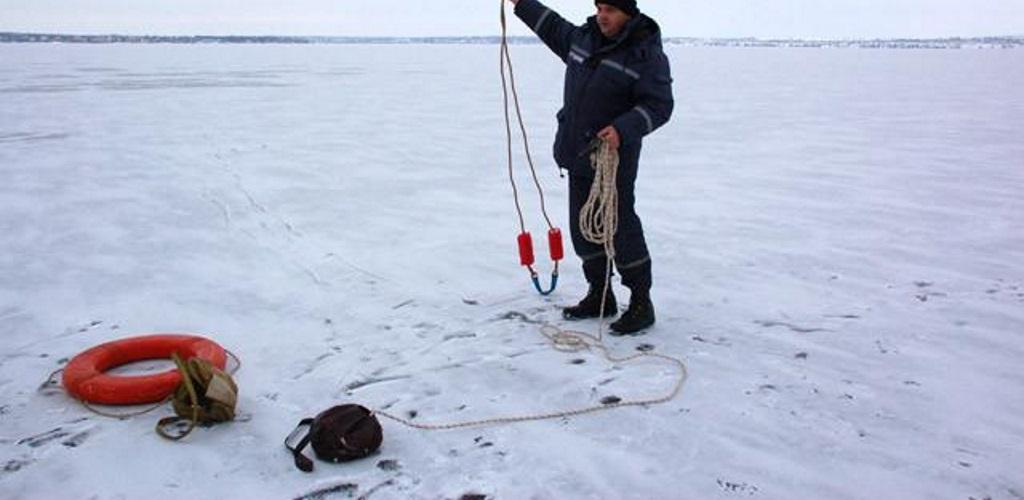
left=509, top=0, right=674, bottom=334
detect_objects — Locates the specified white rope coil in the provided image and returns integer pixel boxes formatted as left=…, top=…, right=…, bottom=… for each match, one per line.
left=579, top=142, right=620, bottom=258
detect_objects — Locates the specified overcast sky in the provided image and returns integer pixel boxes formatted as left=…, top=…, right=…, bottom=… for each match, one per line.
left=3, top=0, right=1023, bottom=39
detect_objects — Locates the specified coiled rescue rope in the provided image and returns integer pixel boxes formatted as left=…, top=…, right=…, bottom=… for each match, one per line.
left=579, top=141, right=620, bottom=339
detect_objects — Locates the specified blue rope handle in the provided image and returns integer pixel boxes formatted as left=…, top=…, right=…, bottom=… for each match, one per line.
left=531, top=271, right=559, bottom=296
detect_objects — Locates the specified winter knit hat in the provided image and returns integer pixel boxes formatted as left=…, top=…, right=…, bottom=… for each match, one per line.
left=596, top=0, right=639, bottom=17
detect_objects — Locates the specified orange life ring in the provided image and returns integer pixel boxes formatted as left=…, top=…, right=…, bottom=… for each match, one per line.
left=62, top=334, right=228, bottom=405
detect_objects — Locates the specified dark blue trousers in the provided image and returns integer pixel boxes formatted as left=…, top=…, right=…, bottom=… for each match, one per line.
left=567, top=165, right=652, bottom=292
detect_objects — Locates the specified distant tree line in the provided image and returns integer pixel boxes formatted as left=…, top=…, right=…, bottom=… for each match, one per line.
left=1, top=32, right=1021, bottom=49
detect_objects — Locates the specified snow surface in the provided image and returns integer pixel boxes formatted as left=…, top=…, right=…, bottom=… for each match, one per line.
left=1, top=43, right=1023, bottom=499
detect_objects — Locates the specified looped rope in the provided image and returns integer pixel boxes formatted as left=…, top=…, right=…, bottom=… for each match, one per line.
left=580, top=141, right=620, bottom=258
left=372, top=323, right=687, bottom=431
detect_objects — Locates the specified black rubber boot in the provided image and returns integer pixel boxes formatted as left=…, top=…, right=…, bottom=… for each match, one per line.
left=563, top=284, right=617, bottom=320
left=610, top=289, right=655, bottom=335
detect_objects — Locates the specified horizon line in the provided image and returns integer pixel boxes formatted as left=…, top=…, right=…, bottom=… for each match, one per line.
left=2, top=31, right=1023, bottom=43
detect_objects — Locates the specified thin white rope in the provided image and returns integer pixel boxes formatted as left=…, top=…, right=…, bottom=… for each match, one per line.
left=374, top=140, right=688, bottom=431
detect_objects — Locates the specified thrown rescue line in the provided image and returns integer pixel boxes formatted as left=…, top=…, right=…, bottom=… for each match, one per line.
left=286, top=141, right=688, bottom=468
left=499, top=0, right=563, bottom=295
left=375, top=0, right=688, bottom=424
left=283, top=5, right=689, bottom=470
left=367, top=137, right=688, bottom=432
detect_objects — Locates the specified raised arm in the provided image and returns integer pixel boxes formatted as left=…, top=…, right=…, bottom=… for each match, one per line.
left=510, top=0, right=578, bottom=62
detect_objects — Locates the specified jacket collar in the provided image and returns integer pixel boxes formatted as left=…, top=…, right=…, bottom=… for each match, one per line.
left=584, top=13, right=659, bottom=55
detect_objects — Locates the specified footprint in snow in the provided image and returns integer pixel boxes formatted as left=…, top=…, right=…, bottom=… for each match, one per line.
left=17, top=420, right=96, bottom=450
left=2, top=457, right=35, bottom=476
left=377, top=459, right=401, bottom=471
left=716, top=479, right=759, bottom=495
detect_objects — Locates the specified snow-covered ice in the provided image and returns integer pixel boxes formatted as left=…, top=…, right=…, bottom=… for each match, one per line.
left=1, top=43, right=1022, bottom=499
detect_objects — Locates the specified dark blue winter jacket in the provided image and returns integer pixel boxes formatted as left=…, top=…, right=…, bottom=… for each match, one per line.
left=514, top=0, right=674, bottom=177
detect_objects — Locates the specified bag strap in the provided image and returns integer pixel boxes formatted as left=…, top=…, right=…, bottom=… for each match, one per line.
left=284, top=418, right=316, bottom=472
left=156, top=353, right=201, bottom=441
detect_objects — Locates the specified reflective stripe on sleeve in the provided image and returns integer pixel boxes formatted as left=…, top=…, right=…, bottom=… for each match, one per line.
left=534, top=9, right=553, bottom=32
left=634, top=105, right=654, bottom=133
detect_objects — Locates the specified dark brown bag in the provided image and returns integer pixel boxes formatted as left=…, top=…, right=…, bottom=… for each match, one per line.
left=284, top=404, right=383, bottom=472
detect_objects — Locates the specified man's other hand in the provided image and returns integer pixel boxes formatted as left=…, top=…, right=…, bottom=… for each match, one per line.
left=597, top=125, right=621, bottom=150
